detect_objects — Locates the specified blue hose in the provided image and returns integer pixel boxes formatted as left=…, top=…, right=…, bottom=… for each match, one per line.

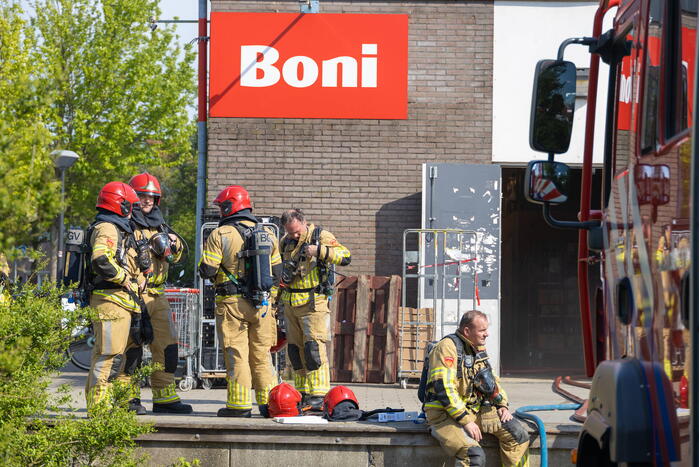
left=514, top=403, right=581, bottom=467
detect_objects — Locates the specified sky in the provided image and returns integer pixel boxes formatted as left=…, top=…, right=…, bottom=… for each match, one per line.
left=157, top=1, right=200, bottom=49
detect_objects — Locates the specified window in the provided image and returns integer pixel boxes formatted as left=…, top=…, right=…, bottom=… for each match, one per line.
left=640, top=0, right=663, bottom=154
left=665, top=0, right=697, bottom=138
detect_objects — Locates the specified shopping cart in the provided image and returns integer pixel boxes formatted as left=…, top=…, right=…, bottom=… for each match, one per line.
left=142, top=288, right=199, bottom=391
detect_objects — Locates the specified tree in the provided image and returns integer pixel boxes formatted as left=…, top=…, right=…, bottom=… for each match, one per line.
left=30, top=0, right=197, bottom=227
left=149, top=145, right=197, bottom=286
left=0, top=1, right=61, bottom=252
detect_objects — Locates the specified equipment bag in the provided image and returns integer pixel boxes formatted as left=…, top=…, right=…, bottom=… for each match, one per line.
left=234, top=222, right=274, bottom=307
left=417, top=334, right=466, bottom=403
left=62, top=227, right=86, bottom=288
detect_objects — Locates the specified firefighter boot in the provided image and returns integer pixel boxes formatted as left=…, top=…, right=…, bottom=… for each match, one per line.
left=217, top=407, right=252, bottom=418
left=259, top=404, right=270, bottom=418
left=153, top=401, right=193, bottom=414
left=128, top=398, right=147, bottom=415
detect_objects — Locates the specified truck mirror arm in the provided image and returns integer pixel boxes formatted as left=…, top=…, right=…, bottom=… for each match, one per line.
left=542, top=203, right=600, bottom=230
left=557, top=36, right=597, bottom=61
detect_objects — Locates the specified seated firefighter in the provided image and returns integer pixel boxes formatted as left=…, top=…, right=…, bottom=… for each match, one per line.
left=424, top=310, right=530, bottom=467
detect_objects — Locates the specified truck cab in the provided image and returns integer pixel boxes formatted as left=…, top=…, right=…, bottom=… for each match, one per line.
left=525, top=0, right=697, bottom=464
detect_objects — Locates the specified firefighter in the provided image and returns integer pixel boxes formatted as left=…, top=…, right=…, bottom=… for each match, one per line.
left=125, top=172, right=192, bottom=414
left=0, top=253, right=10, bottom=306
left=278, top=209, right=351, bottom=410
left=424, top=310, right=530, bottom=467
left=198, top=185, right=282, bottom=417
left=84, top=181, right=148, bottom=412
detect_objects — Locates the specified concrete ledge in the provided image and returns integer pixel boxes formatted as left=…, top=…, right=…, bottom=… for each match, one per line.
left=136, top=417, right=581, bottom=466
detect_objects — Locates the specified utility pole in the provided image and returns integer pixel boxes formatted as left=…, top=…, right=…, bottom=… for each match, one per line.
left=194, top=0, right=208, bottom=276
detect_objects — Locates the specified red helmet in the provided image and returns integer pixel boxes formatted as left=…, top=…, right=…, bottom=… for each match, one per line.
left=96, top=182, right=139, bottom=217
left=268, top=382, right=302, bottom=418
left=323, top=386, right=359, bottom=417
left=128, top=172, right=161, bottom=204
left=213, top=185, right=252, bottom=217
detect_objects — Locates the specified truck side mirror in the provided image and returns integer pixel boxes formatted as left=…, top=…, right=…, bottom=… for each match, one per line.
left=529, top=60, right=577, bottom=154
left=524, top=160, right=571, bottom=205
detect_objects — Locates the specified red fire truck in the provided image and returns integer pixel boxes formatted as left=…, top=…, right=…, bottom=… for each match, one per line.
left=525, top=0, right=697, bottom=464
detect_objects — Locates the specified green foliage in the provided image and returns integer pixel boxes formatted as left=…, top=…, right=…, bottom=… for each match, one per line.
left=29, top=0, right=197, bottom=226
left=0, top=0, right=196, bottom=256
left=0, top=1, right=60, bottom=251
left=170, top=458, right=201, bottom=467
left=0, top=282, right=153, bottom=466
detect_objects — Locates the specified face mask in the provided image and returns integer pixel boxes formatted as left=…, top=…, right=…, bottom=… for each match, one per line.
left=150, top=232, right=174, bottom=263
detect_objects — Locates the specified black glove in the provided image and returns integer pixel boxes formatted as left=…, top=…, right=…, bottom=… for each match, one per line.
left=129, top=312, right=154, bottom=346
left=125, top=289, right=154, bottom=346
left=141, top=309, right=154, bottom=345
left=130, top=313, right=145, bottom=346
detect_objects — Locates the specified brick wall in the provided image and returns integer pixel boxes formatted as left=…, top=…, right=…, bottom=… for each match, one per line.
left=208, top=0, right=494, bottom=276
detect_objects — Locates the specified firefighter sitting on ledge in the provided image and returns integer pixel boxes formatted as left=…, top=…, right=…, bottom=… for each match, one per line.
left=424, top=309, right=530, bottom=467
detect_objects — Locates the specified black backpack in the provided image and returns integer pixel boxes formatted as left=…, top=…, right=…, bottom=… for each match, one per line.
left=417, top=334, right=466, bottom=403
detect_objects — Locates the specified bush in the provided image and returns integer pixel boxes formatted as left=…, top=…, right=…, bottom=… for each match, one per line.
left=0, top=282, right=153, bottom=466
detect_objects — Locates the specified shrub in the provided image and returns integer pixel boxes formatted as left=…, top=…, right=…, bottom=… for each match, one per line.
left=0, top=282, right=153, bottom=466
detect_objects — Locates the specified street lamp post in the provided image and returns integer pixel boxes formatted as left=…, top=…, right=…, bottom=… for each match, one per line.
left=52, top=150, right=79, bottom=284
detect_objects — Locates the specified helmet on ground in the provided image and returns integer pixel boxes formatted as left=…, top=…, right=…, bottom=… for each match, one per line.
left=96, top=182, right=139, bottom=217
left=323, top=385, right=359, bottom=418
left=213, top=185, right=252, bottom=217
left=268, top=382, right=302, bottom=417
left=129, top=172, right=161, bottom=204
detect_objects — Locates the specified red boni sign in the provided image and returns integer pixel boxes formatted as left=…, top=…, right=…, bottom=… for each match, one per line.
left=209, top=13, right=408, bottom=119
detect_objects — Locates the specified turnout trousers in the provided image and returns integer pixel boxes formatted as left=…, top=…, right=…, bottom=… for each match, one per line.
left=216, top=296, right=276, bottom=409
left=143, top=292, right=181, bottom=404
left=425, top=407, right=530, bottom=467
left=85, top=294, right=138, bottom=410
left=285, top=294, right=331, bottom=396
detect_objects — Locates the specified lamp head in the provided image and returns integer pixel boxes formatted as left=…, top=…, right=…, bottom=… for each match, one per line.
left=52, top=150, right=79, bottom=170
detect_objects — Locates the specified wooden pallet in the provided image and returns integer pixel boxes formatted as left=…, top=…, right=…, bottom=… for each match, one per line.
left=329, top=275, right=401, bottom=383
left=398, top=307, right=435, bottom=378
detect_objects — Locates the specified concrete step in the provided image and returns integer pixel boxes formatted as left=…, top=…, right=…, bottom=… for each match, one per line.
left=137, top=417, right=580, bottom=466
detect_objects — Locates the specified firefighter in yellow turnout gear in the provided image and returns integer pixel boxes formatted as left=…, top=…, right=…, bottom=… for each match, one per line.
left=424, top=310, right=530, bottom=467
left=84, top=182, right=148, bottom=412
left=126, top=173, right=192, bottom=414
left=0, top=253, right=10, bottom=306
left=199, top=185, right=282, bottom=417
left=279, top=209, right=351, bottom=410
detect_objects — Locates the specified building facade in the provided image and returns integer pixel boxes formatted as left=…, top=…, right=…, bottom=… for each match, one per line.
left=207, top=0, right=606, bottom=373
